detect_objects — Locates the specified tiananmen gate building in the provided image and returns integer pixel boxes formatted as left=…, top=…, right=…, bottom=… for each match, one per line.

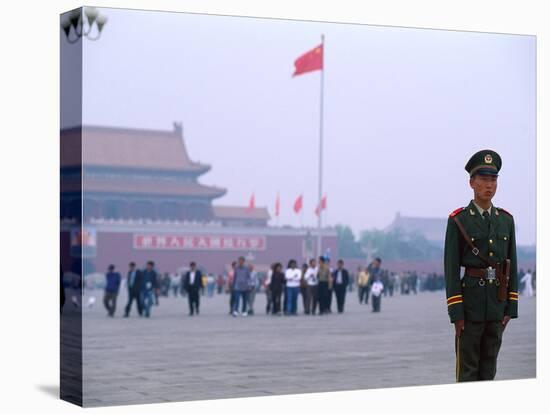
left=60, top=122, right=337, bottom=276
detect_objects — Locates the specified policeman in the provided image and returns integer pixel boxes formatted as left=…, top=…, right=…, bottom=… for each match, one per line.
left=444, top=149, right=518, bottom=382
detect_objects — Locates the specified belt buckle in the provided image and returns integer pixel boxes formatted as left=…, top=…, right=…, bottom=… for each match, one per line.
left=487, top=267, right=496, bottom=281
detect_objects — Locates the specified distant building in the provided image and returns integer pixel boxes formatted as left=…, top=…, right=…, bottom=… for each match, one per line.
left=60, top=122, right=269, bottom=226
left=60, top=122, right=336, bottom=274
left=384, top=212, right=446, bottom=245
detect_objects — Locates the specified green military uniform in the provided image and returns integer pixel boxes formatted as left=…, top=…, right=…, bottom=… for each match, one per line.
left=444, top=150, right=518, bottom=382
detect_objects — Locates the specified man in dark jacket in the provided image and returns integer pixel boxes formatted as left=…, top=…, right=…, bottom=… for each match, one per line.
left=141, top=260, right=159, bottom=318
left=183, top=262, right=202, bottom=316
left=332, top=259, right=350, bottom=313
left=104, top=264, right=121, bottom=317
left=124, top=262, right=143, bottom=317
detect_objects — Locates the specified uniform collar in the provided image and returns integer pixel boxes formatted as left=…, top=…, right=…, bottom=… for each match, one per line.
left=471, top=200, right=492, bottom=217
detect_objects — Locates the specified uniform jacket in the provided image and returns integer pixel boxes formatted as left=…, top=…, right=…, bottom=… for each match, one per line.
left=444, top=200, right=518, bottom=323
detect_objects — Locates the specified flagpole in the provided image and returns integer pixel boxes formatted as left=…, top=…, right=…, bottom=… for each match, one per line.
left=276, top=192, right=280, bottom=227
left=316, top=34, right=325, bottom=258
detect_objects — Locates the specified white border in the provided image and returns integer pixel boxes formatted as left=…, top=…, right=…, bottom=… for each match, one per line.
left=1, top=1, right=546, bottom=414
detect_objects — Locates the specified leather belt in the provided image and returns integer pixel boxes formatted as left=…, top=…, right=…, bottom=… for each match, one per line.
left=465, top=267, right=499, bottom=286
left=465, top=268, right=487, bottom=278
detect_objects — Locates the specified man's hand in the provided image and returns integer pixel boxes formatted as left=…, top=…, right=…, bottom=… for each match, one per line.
left=454, top=319, right=465, bottom=337
left=502, top=315, right=511, bottom=330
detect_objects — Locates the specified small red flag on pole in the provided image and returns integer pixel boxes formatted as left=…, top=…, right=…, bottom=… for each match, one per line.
left=248, top=193, right=255, bottom=212
left=315, top=195, right=327, bottom=216
left=292, top=43, right=323, bottom=77
left=275, top=193, right=280, bottom=217
left=293, top=194, right=303, bottom=214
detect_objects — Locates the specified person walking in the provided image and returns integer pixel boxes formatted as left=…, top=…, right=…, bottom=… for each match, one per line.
left=264, top=264, right=274, bottom=314
left=304, top=258, right=319, bottom=315
left=366, top=258, right=382, bottom=304
left=170, top=272, right=181, bottom=297
left=317, top=256, right=331, bottom=315
left=206, top=273, right=216, bottom=297
left=183, top=262, right=202, bottom=316
left=103, top=264, right=121, bottom=317
left=444, top=149, right=518, bottom=382
left=247, top=264, right=258, bottom=315
left=521, top=269, right=534, bottom=297
left=357, top=266, right=370, bottom=304
left=300, top=263, right=309, bottom=314
left=332, top=259, right=350, bottom=313
left=124, top=262, right=143, bottom=317
left=200, top=272, right=207, bottom=296
left=231, top=257, right=252, bottom=316
left=141, top=261, right=159, bottom=318
left=371, top=276, right=384, bottom=312
left=284, top=259, right=301, bottom=315
left=216, top=274, right=225, bottom=295
left=270, top=263, right=285, bottom=315
left=326, top=258, right=334, bottom=313
left=226, top=261, right=236, bottom=315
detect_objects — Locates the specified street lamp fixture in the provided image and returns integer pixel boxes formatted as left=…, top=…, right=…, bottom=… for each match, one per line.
left=61, top=7, right=108, bottom=43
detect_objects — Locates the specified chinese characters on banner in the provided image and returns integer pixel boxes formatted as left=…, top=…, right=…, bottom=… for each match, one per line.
left=133, top=234, right=266, bottom=251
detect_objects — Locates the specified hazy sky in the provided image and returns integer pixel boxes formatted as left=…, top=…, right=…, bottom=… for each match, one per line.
left=63, top=7, right=536, bottom=244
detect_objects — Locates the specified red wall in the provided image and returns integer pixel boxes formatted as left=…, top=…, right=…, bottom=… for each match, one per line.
left=91, top=231, right=338, bottom=275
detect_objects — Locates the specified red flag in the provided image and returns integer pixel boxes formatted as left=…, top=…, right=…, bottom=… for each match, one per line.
left=248, top=193, right=255, bottom=211
left=293, top=194, right=303, bottom=214
left=275, top=193, right=280, bottom=217
left=315, top=195, right=327, bottom=216
left=292, top=43, right=323, bottom=77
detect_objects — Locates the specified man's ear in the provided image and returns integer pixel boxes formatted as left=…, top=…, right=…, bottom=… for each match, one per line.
left=469, top=176, right=475, bottom=189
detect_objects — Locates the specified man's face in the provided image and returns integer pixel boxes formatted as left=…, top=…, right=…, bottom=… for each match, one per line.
left=470, top=174, right=498, bottom=204
left=310, top=260, right=317, bottom=268
left=238, top=258, right=245, bottom=267
left=337, top=261, right=343, bottom=269
left=146, top=264, right=153, bottom=271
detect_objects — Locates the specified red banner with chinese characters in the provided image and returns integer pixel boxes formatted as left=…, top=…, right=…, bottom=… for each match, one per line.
left=133, top=234, right=266, bottom=251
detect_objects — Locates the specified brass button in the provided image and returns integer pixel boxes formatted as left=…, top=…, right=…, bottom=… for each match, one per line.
left=489, top=252, right=494, bottom=257
left=504, top=236, right=507, bottom=240
left=489, top=279, right=493, bottom=284
left=471, top=238, right=475, bottom=241
left=489, top=239, right=493, bottom=244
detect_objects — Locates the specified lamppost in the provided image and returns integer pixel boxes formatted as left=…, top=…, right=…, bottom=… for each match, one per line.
left=61, top=7, right=108, bottom=43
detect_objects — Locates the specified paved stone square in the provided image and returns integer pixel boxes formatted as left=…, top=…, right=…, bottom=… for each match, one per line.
left=80, top=289, right=536, bottom=407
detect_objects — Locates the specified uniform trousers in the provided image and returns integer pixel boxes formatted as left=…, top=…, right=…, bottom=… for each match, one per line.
left=455, top=320, right=504, bottom=382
